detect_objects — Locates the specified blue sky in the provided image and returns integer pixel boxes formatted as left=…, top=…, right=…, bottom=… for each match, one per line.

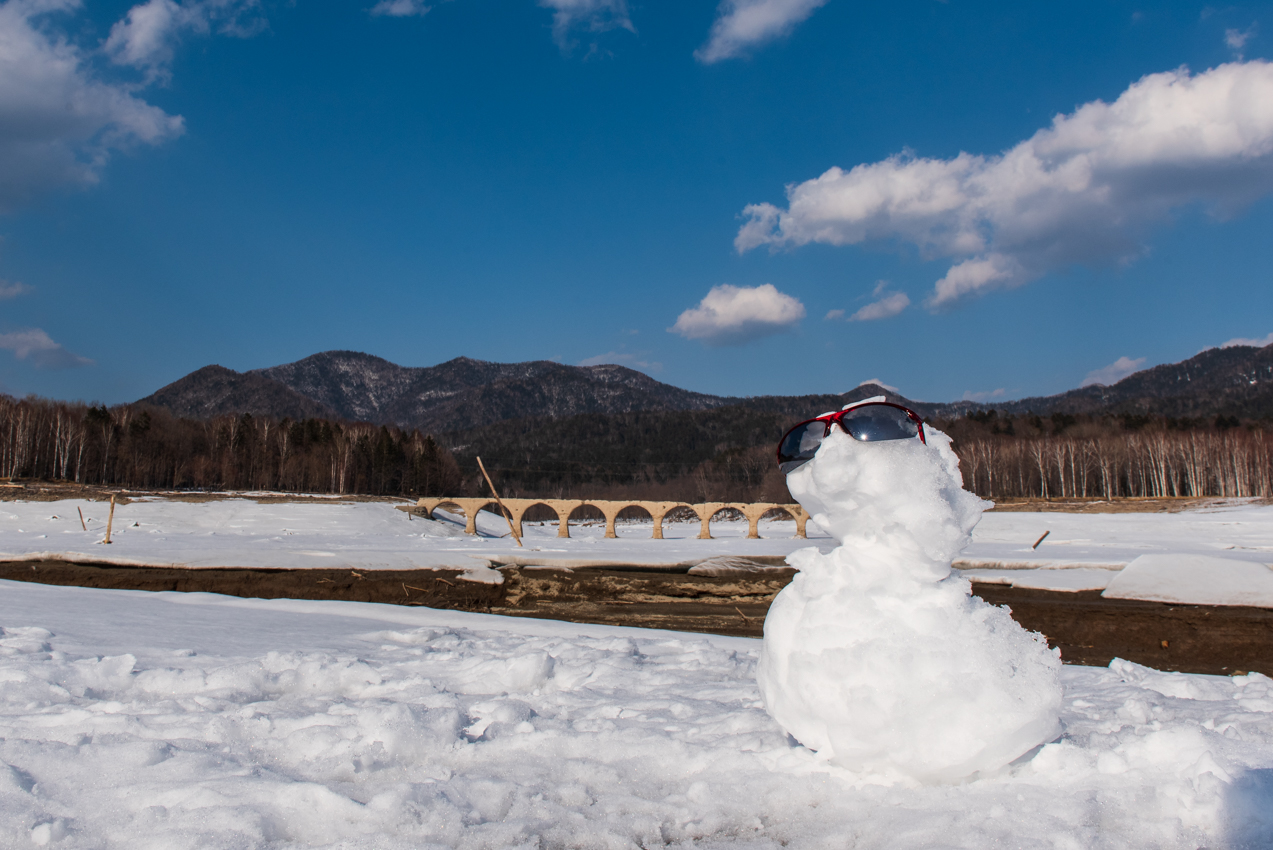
left=1, top=0, right=1272, bottom=406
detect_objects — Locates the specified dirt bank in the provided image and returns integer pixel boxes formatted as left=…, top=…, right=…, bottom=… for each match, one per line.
left=2, top=560, right=1270, bottom=676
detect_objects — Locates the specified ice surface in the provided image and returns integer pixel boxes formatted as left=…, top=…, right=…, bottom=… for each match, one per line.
left=0, top=498, right=833, bottom=571
left=964, top=500, right=1273, bottom=571
left=758, top=426, right=1064, bottom=782
left=4, top=496, right=1273, bottom=604
left=1103, top=554, right=1273, bottom=607
left=687, top=556, right=792, bottom=575
left=957, top=566, right=1115, bottom=591
left=2, top=580, right=1273, bottom=848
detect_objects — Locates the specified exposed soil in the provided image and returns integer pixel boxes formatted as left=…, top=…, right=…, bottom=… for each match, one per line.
left=2, top=560, right=1270, bottom=676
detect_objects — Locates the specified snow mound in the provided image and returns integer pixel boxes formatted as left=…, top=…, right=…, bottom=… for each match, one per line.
left=688, top=556, right=793, bottom=576
left=3, top=582, right=1273, bottom=846
left=958, top=566, right=1115, bottom=592
left=758, top=425, right=1063, bottom=783
left=1102, top=554, right=1273, bottom=607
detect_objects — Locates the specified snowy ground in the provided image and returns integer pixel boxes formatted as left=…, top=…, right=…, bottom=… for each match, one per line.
left=3, top=497, right=1273, bottom=604
left=1, top=579, right=1271, bottom=848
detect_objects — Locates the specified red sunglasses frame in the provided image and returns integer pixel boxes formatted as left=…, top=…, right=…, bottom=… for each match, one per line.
left=776, top=401, right=927, bottom=471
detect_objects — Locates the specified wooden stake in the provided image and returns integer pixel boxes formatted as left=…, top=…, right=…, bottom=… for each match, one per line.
left=77, top=506, right=87, bottom=531
left=1032, top=530, right=1050, bottom=550
left=103, top=495, right=116, bottom=544
left=476, top=456, right=522, bottom=547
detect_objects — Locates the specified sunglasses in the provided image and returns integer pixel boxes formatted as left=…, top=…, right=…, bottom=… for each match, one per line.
left=776, top=401, right=927, bottom=474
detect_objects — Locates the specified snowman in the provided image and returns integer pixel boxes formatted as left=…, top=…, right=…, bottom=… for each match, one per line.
left=757, top=397, right=1062, bottom=783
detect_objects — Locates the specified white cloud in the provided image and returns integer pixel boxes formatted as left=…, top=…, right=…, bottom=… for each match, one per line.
left=858, top=378, right=899, bottom=393
left=1220, top=332, right=1273, bottom=348
left=105, top=0, right=203, bottom=73
left=823, top=308, right=844, bottom=320
left=0, top=0, right=185, bottom=210
left=848, top=282, right=909, bottom=321
left=0, top=328, right=92, bottom=368
left=1082, top=356, right=1147, bottom=387
left=736, top=61, right=1273, bottom=309
left=695, top=0, right=828, bottom=64
left=961, top=388, right=1006, bottom=402
left=669, top=283, right=805, bottom=346
left=105, top=0, right=265, bottom=78
left=1226, top=25, right=1256, bottom=55
left=369, top=0, right=431, bottom=17
left=538, top=0, right=633, bottom=52
left=929, top=254, right=1024, bottom=308
left=0, top=280, right=31, bottom=299
left=578, top=351, right=661, bottom=371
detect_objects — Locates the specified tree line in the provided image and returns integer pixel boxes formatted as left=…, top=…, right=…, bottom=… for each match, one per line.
left=449, top=405, right=1273, bottom=502
left=0, top=395, right=461, bottom=496
left=5, top=392, right=1272, bottom=502
left=942, top=411, right=1273, bottom=499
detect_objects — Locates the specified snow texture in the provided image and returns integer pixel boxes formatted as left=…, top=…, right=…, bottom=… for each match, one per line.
left=962, top=501, right=1273, bottom=571
left=0, top=497, right=828, bottom=572
left=958, top=566, right=1115, bottom=592
left=1, top=580, right=1273, bottom=847
left=4, top=496, right=1273, bottom=605
left=1103, top=554, right=1273, bottom=607
left=759, top=426, right=1064, bottom=782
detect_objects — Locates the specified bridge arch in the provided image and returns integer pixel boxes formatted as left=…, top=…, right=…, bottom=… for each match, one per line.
left=750, top=505, right=798, bottom=539
left=506, top=500, right=560, bottom=539
left=410, top=497, right=808, bottom=539
left=648, top=502, right=694, bottom=539
left=614, top=503, right=654, bottom=538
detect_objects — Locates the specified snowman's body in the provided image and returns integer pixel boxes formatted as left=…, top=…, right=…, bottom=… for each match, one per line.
left=757, top=424, right=1062, bottom=783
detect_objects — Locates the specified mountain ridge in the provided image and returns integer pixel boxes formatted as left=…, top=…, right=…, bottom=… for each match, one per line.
left=136, top=344, right=1273, bottom=433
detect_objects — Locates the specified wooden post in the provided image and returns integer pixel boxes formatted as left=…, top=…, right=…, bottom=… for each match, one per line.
left=476, top=457, right=522, bottom=547
left=77, top=506, right=87, bottom=531
left=103, top=495, right=116, bottom=544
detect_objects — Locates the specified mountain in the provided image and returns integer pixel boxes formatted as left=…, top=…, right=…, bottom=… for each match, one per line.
left=137, top=343, right=1273, bottom=435
left=140, top=352, right=738, bottom=432
left=252, top=351, right=737, bottom=432
left=987, top=344, right=1273, bottom=419
left=137, top=365, right=339, bottom=421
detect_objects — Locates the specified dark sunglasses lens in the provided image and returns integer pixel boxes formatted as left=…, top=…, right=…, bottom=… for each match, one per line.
left=841, top=406, right=920, bottom=442
left=777, top=421, right=827, bottom=473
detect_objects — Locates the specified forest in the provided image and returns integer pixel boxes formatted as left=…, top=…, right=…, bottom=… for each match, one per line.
left=0, top=395, right=461, bottom=497
left=2, top=393, right=1271, bottom=503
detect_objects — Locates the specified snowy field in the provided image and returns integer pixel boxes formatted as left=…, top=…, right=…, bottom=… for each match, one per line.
left=0, top=579, right=1271, bottom=848
left=3, top=497, right=1273, bottom=604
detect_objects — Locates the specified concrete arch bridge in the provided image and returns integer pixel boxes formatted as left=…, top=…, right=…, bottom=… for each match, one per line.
left=411, top=498, right=810, bottom=540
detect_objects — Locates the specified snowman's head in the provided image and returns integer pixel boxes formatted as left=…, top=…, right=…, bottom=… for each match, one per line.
left=781, top=400, right=987, bottom=566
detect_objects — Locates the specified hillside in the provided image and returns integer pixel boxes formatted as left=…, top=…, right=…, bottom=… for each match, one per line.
left=137, top=344, right=1273, bottom=437
left=137, top=365, right=339, bottom=421
left=993, top=344, right=1273, bottom=419
left=140, top=351, right=738, bottom=432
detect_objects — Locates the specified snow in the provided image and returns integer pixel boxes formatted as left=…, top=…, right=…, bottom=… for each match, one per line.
left=2, top=579, right=1273, bottom=847
left=964, top=501, right=1273, bottom=570
left=0, top=498, right=827, bottom=573
left=958, top=567, right=1115, bottom=591
left=1103, top=554, right=1273, bottom=607
left=757, top=426, right=1063, bottom=782
left=2, top=496, right=1273, bottom=605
